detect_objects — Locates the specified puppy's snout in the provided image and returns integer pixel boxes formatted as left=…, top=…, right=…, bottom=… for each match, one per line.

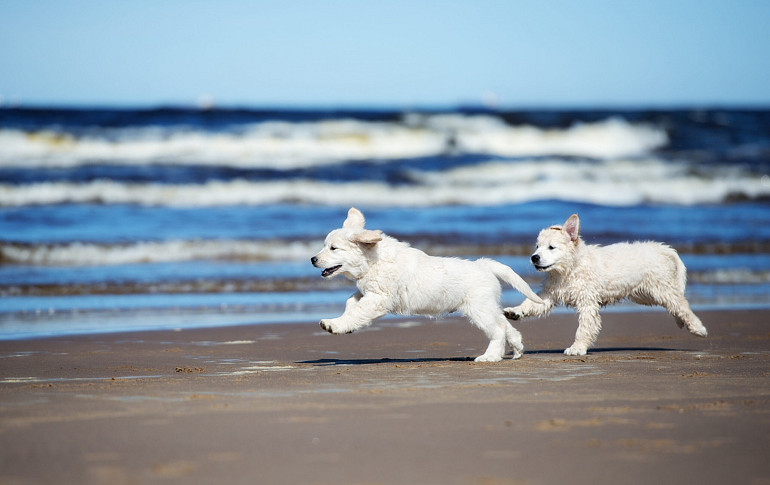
left=531, top=254, right=540, bottom=264
left=311, top=256, right=318, bottom=266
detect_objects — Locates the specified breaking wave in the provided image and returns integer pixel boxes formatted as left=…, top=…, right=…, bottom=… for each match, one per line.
left=3, top=239, right=769, bottom=268
left=689, top=269, right=770, bottom=285
left=0, top=239, right=319, bottom=266
left=0, top=116, right=666, bottom=169
left=1, top=158, right=767, bottom=207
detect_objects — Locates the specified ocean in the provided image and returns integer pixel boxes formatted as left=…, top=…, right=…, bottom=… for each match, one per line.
left=1, top=107, right=769, bottom=339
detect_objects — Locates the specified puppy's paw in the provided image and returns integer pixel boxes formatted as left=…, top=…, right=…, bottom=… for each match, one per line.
left=474, top=353, right=503, bottom=363
left=689, top=324, right=708, bottom=338
left=511, top=348, right=523, bottom=360
left=503, top=307, right=523, bottom=320
left=564, top=345, right=588, bottom=356
left=319, top=320, right=334, bottom=333
left=320, top=319, right=344, bottom=334
left=320, top=320, right=353, bottom=335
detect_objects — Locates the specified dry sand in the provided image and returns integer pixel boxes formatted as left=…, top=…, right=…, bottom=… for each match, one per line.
left=1, top=309, right=769, bottom=485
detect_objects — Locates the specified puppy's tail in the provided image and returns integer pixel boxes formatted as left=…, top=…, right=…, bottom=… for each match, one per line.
left=673, top=249, right=688, bottom=293
left=477, top=258, right=544, bottom=304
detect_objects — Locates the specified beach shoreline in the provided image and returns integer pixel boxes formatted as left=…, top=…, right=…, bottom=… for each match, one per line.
left=1, top=308, right=769, bottom=484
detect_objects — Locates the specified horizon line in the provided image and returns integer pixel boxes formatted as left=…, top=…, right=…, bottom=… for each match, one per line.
left=2, top=100, right=770, bottom=112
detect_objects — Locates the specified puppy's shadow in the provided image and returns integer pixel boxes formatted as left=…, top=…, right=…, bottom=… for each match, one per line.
left=297, top=356, right=474, bottom=366
left=526, top=346, right=686, bottom=355
left=300, top=347, right=687, bottom=365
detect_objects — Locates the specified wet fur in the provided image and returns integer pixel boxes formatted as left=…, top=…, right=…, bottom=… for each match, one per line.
left=312, top=208, right=543, bottom=362
left=504, top=214, right=708, bottom=355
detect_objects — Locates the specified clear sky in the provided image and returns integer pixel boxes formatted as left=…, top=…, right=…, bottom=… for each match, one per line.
left=1, top=0, right=769, bottom=108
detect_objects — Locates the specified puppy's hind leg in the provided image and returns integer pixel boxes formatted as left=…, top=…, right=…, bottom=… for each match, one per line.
left=663, top=294, right=708, bottom=337
left=634, top=283, right=708, bottom=337
left=475, top=326, right=507, bottom=362
left=659, top=255, right=707, bottom=337
left=463, top=305, right=507, bottom=362
left=504, top=317, right=525, bottom=360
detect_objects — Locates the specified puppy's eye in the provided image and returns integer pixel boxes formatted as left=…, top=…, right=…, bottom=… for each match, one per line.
left=548, top=245, right=555, bottom=250
left=330, top=246, right=338, bottom=251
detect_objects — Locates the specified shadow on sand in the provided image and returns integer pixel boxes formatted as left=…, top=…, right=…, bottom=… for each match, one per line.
left=298, top=346, right=687, bottom=366
left=297, top=356, right=474, bottom=366
left=525, top=346, right=684, bottom=355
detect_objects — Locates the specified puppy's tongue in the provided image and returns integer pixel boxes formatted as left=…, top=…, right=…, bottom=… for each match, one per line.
left=322, top=265, right=341, bottom=277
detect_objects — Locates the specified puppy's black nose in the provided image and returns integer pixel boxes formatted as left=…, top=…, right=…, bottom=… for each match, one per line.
left=531, top=254, right=540, bottom=264
left=311, top=256, right=318, bottom=265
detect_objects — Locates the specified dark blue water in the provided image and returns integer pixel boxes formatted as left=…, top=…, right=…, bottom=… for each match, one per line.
left=1, top=107, right=768, bottom=339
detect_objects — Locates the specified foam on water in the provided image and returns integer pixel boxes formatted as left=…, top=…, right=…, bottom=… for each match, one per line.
left=411, top=114, right=668, bottom=158
left=1, top=158, right=766, bottom=207
left=0, top=239, right=319, bottom=265
left=0, top=116, right=666, bottom=169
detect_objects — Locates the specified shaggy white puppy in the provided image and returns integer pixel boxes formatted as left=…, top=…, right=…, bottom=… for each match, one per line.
left=504, top=214, right=708, bottom=356
left=311, top=207, right=543, bottom=362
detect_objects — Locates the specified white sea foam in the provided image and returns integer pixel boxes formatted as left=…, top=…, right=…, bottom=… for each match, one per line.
left=0, top=240, right=319, bottom=266
left=0, top=117, right=666, bottom=168
left=408, top=157, right=770, bottom=205
left=690, top=269, right=770, bottom=284
left=409, top=114, right=668, bottom=159
left=1, top=157, right=766, bottom=208
left=0, top=120, right=445, bottom=169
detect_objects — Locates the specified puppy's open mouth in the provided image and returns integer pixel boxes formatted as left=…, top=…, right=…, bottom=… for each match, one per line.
left=322, top=265, right=342, bottom=278
left=534, top=264, right=553, bottom=271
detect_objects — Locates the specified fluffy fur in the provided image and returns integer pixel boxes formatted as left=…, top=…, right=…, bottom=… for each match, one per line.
left=504, top=214, right=708, bottom=356
left=311, top=207, right=543, bottom=362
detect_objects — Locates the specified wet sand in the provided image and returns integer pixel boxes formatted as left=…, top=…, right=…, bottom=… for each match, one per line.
left=1, top=309, right=769, bottom=485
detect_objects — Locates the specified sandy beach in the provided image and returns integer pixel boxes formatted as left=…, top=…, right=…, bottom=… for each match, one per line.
left=1, top=308, right=769, bottom=485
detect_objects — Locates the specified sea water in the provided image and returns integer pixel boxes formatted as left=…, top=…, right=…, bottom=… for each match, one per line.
left=1, top=107, right=768, bottom=339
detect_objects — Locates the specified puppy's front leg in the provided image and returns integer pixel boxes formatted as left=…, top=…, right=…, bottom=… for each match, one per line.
left=504, top=294, right=553, bottom=320
left=320, top=292, right=387, bottom=335
left=565, top=303, right=601, bottom=356
left=320, top=292, right=363, bottom=334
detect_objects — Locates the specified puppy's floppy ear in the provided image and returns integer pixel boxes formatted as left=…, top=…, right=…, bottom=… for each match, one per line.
left=343, top=207, right=366, bottom=229
left=563, top=214, right=580, bottom=243
left=352, top=229, right=382, bottom=247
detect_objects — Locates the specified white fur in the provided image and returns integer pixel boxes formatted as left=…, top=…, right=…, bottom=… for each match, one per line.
left=504, top=214, right=708, bottom=356
left=311, top=207, right=543, bottom=362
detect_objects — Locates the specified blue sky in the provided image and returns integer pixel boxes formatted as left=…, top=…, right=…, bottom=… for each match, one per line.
left=1, top=0, right=768, bottom=108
